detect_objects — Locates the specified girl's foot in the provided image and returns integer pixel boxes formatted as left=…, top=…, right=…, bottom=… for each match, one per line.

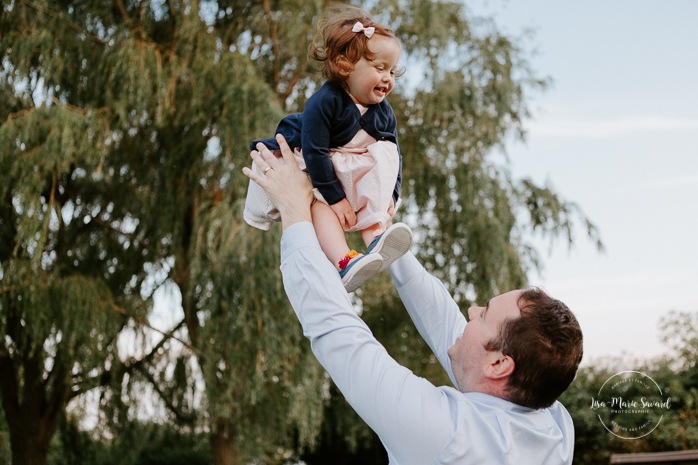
left=339, top=252, right=384, bottom=293
left=364, top=223, right=413, bottom=272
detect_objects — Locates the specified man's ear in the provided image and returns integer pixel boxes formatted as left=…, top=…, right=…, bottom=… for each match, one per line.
left=484, top=353, right=515, bottom=380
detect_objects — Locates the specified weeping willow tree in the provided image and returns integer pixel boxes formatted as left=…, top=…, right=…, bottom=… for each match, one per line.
left=1, top=1, right=325, bottom=465
left=0, top=1, right=601, bottom=465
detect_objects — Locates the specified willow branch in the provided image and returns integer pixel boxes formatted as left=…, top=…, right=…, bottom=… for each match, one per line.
left=110, top=303, right=195, bottom=353
left=262, top=0, right=280, bottom=91
left=21, top=0, right=107, bottom=44
left=114, top=0, right=130, bottom=23
left=134, top=363, right=196, bottom=424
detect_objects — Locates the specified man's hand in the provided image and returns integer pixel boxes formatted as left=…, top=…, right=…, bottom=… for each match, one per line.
left=242, top=134, right=314, bottom=230
left=330, top=198, right=357, bottom=230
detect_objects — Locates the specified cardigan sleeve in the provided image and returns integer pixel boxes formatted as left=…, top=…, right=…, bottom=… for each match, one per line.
left=249, top=113, right=304, bottom=152
left=301, top=87, right=347, bottom=205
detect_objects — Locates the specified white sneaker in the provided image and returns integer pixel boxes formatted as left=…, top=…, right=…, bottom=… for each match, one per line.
left=364, top=223, right=413, bottom=273
left=339, top=253, right=384, bottom=293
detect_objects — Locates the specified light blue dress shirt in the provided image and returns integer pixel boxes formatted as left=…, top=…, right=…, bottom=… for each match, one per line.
left=280, top=222, right=575, bottom=465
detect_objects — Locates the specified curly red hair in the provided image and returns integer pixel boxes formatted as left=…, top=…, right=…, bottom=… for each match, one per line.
left=309, top=4, right=403, bottom=84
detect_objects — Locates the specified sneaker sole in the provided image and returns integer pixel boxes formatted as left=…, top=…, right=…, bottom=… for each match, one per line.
left=341, top=253, right=384, bottom=293
left=369, top=223, right=413, bottom=272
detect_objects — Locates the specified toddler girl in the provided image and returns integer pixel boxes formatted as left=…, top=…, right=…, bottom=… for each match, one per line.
left=244, top=4, right=412, bottom=292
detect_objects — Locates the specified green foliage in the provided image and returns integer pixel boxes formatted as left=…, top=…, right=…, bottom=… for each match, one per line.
left=1, top=0, right=317, bottom=463
left=1, top=0, right=603, bottom=464
left=48, top=418, right=211, bottom=465
left=133, top=427, right=211, bottom=465
left=660, top=311, right=698, bottom=373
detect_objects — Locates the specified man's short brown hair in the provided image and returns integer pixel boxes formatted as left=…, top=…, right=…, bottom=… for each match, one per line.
left=485, top=288, right=583, bottom=409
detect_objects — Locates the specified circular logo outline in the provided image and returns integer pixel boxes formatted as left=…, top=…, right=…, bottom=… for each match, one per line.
left=594, top=370, right=668, bottom=440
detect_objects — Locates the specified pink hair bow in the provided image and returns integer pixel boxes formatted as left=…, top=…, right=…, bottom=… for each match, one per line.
left=352, top=21, right=375, bottom=38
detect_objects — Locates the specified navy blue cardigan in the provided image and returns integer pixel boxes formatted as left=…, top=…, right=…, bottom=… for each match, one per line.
left=251, top=81, right=402, bottom=206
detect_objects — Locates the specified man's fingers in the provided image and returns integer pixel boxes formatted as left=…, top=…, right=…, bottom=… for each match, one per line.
left=250, top=149, right=270, bottom=171
left=254, top=143, right=275, bottom=168
left=242, top=165, right=268, bottom=185
left=254, top=140, right=287, bottom=175
left=275, top=134, right=296, bottom=165
left=254, top=135, right=304, bottom=177
left=241, top=166, right=253, bottom=178
left=243, top=151, right=271, bottom=186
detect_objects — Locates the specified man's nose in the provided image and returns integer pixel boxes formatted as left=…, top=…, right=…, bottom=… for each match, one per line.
left=467, top=306, right=481, bottom=320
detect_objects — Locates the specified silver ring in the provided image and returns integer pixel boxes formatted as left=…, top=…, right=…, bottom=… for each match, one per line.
left=263, top=166, right=273, bottom=175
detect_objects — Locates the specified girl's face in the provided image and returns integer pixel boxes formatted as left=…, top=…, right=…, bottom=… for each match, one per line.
left=344, top=35, right=401, bottom=106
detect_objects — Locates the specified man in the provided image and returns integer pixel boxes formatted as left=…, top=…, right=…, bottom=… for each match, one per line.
left=242, top=135, right=583, bottom=465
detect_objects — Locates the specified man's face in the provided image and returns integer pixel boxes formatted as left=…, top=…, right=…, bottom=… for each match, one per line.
left=447, top=290, right=523, bottom=392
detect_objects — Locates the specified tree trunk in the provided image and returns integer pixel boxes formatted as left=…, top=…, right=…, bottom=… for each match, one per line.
left=1, top=353, right=62, bottom=465
left=210, top=417, right=237, bottom=465
left=8, top=417, right=55, bottom=465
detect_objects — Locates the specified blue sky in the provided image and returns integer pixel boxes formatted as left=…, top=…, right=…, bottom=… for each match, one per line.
left=466, top=0, right=698, bottom=361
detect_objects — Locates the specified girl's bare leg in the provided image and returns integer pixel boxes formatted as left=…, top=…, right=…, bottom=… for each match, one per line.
left=360, top=223, right=385, bottom=247
left=312, top=201, right=350, bottom=270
